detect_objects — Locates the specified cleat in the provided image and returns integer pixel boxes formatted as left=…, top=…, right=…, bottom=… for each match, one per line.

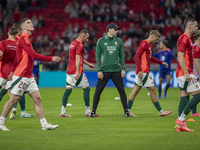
left=191, top=112, right=200, bottom=117
left=60, top=113, right=72, bottom=117
left=128, top=110, right=137, bottom=117
left=164, top=92, right=167, bottom=99
left=9, top=108, right=17, bottom=120
left=0, top=124, right=10, bottom=131
left=21, top=112, right=33, bottom=118
left=42, top=123, right=58, bottom=130
left=159, top=110, right=172, bottom=117
left=157, top=95, right=161, bottom=99
left=89, top=112, right=99, bottom=117
left=186, top=118, right=195, bottom=122
left=124, top=111, right=130, bottom=117
left=85, top=111, right=99, bottom=117
left=175, top=119, right=194, bottom=132
left=176, top=127, right=183, bottom=132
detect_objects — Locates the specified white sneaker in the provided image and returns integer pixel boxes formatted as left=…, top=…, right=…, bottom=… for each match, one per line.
left=0, top=124, right=10, bottom=131
left=42, top=123, right=58, bottom=130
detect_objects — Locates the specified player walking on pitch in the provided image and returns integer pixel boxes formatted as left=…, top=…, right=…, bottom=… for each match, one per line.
left=175, top=17, right=200, bottom=132
left=127, top=30, right=172, bottom=117
left=0, top=18, right=61, bottom=131
left=153, top=40, right=177, bottom=99
left=60, top=30, right=98, bottom=117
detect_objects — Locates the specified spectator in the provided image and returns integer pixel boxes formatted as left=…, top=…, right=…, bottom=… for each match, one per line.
left=31, top=15, right=38, bottom=28
left=29, top=0, right=38, bottom=9
left=38, top=15, right=45, bottom=28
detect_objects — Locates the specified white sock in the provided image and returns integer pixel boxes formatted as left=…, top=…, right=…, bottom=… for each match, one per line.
left=0, top=116, right=6, bottom=124
left=40, top=118, right=48, bottom=126
left=61, top=106, right=66, bottom=114
left=21, top=111, right=26, bottom=115
left=85, top=106, right=90, bottom=114
left=179, top=112, right=186, bottom=121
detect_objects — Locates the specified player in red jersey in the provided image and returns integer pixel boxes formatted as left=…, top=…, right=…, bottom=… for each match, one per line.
left=0, top=23, right=33, bottom=119
left=0, top=18, right=61, bottom=131
left=127, top=30, right=172, bottom=117
left=175, top=17, right=200, bottom=132
left=191, top=30, right=200, bottom=117
left=60, top=30, right=97, bottom=117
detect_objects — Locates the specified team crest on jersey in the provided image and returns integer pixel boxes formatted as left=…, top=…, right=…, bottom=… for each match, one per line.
left=115, top=42, right=117, bottom=45
left=196, top=85, right=199, bottom=89
left=18, top=90, right=22, bottom=94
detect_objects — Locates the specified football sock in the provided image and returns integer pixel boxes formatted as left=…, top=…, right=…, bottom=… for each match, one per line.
left=62, top=89, right=72, bottom=107
left=127, top=100, right=133, bottom=110
left=178, top=96, right=189, bottom=117
left=165, top=84, right=170, bottom=93
left=40, top=118, right=47, bottom=126
left=153, top=101, right=162, bottom=112
left=0, top=89, right=7, bottom=101
left=83, top=87, right=90, bottom=106
left=158, top=84, right=161, bottom=96
left=179, top=112, right=186, bottom=121
left=85, top=106, right=90, bottom=114
left=61, top=106, right=66, bottom=114
left=19, top=94, right=25, bottom=111
left=0, top=116, right=6, bottom=124
left=183, top=93, right=200, bottom=115
left=192, top=105, right=197, bottom=114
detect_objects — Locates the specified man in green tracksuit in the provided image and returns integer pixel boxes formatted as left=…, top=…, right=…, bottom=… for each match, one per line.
left=90, top=23, right=130, bottom=117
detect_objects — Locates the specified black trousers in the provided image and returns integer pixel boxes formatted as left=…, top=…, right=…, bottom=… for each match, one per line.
left=92, top=72, right=128, bottom=113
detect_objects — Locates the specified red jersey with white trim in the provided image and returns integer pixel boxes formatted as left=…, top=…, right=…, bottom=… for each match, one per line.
left=134, top=40, right=162, bottom=74
left=176, top=33, right=194, bottom=77
left=14, top=32, right=52, bottom=77
left=193, top=43, right=200, bottom=59
left=67, top=39, right=85, bottom=74
left=0, top=39, right=17, bottom=79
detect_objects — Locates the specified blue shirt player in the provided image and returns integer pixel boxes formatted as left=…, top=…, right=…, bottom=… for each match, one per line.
left=32, top=59, right=42, bottom=85
left=153, top=40, right=177, bottom=99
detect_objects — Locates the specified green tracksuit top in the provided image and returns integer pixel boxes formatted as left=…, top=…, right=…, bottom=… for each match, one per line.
left=96, top=35, right=125, bottom=72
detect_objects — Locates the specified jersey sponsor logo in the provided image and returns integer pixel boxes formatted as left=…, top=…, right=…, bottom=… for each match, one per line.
left=7, top=45, right=16, bottom=50
left=107, top=46, right=116, bottom=55
left=104, top=43, right=108, bottom=45
left=69, top=45, right=74, bottom=49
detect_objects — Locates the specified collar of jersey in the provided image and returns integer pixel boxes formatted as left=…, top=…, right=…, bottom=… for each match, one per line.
left=106, top=35, right=115, bottom=39
left=22, top=32, right=31, bottom=38
left=183, top=32, right=190, bottom=38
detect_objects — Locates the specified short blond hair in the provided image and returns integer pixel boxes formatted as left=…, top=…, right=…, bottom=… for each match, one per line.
left=149, top=30, right=160, bottom=38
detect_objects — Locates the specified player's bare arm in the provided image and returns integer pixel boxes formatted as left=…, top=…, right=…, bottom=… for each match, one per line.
left=178, top=52, right=191, bottom=82
left=194, top=58, right=200, bottom=77
left=83, top=59, right=95, bottom=69
left=75, top=55, right=81, bottom=80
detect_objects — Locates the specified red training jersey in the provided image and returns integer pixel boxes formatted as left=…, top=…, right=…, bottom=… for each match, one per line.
left=13, top=32, right=52, bottom=77
left=0, top=39, right=17, bottom=79
left=134, top=40, right=162, bottom=74
left=67, top=39, right=85, bottom=74
left=176, top=33, right=194, bottom=77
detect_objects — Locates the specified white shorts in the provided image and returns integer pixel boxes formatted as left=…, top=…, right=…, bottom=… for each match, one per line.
left=177, top=74, right=200, bottom=93
left=135, top=73, right=154, bottom=87
left=9, top=76, right=39, bottom=96
left=0, top=77, right=8, bottom=88
left=66, top=73, right=89, bottom=88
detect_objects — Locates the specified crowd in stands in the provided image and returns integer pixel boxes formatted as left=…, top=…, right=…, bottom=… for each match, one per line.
left=1, top=0, right=200, bottom=71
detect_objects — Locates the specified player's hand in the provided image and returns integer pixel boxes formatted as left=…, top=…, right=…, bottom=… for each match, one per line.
left=98, top=71, right=103, bottom=80
left=88, top=63, right=95, bottom=69
left=121, top=69, right=126, bottom=78
left=52, top=56, right=61, bottom=62
left=75, top=73, right=81, bottom=80
left=8, top=72, right=13, bottom=81
left=162, top=62, right=168, bottom=68
left=138, top=71, right=143, bottom=79
left=185, top=72, right=191, bottom=82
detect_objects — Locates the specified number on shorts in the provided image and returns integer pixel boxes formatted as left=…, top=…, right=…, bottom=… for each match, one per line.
left=191, top=77, right=197, bottom=84
left=18, top=81, right=27, bottom=89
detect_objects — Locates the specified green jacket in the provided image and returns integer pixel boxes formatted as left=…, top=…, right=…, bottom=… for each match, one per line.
left=96, top=35, right=125, bottom=72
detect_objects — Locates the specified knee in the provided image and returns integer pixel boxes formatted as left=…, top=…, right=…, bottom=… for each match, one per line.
left=34, top=96, right=42, bottom=104
left=149, top=88, right=156, bottom=95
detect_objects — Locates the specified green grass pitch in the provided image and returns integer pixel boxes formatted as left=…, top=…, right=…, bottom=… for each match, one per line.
left=0, top=87, right=200, bottom=150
